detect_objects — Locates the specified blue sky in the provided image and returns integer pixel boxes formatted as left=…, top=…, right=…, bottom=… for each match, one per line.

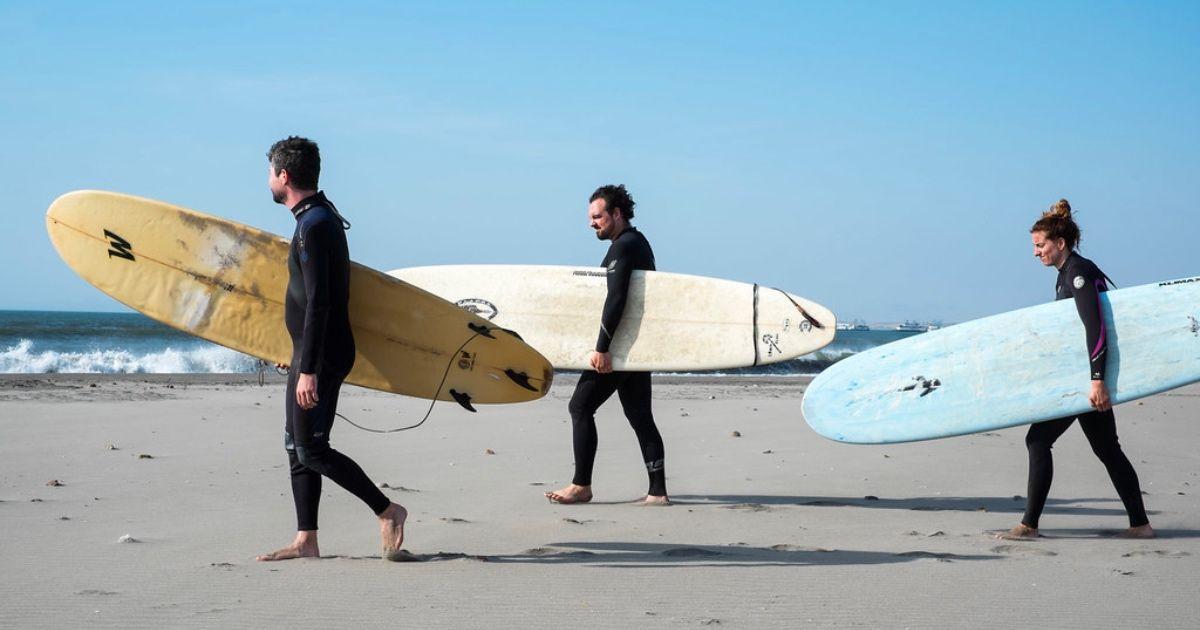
left=2, top=1, right=1196, bottom=322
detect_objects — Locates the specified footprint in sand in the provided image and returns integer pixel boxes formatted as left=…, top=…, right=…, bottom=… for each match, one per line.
left=389, top=551, right=490, bottom=563
left=521, top=547, right=595, bottom=558
left=723, top=503, right=773, bottom=512
left=991, top=544, right=1057, bottom=556
left=440, top=517, right=470, bottom=524
left=1121, top=550, right=1191, bottom=559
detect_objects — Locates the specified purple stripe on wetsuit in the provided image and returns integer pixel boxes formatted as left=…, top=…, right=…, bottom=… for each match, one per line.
left=1091, top=278, right=1107, bottom=360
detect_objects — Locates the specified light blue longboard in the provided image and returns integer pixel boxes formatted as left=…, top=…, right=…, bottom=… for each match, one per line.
left=803, top=277, right=1200, bottom=444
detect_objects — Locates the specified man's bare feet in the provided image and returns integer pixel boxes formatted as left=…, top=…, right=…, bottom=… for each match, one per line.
left=545, top=484, right=592, bottom=504
left=635, top=494, right=672, bottom=506
left=994, top=524, right=1041, bottom=540
left=379, top=503, right=408, bottom=561
left=1114, top=524, right=1156, bottom=539
left=257, top=530, right=319, bottom=561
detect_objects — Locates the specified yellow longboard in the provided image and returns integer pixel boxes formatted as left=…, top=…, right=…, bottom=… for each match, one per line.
left=45, top=190, right=553, bottom=405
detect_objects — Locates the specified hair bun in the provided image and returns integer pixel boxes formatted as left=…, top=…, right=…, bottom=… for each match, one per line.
left=1045, top=198, right=1072, bottom=219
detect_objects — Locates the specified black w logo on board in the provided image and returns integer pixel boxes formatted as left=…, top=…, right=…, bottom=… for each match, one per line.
left=104, top=229, right=135, bottom=261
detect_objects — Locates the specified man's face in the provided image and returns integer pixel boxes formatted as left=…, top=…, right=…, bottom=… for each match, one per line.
left=1031, top=231, right=1067, bottom=267
left=268, top=163, right=287, bottom=204
left=589, top=198, right=619, bottom=240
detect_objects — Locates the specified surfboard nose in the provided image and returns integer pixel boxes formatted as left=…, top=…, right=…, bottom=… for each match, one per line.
left=753, top=287, right=837, bottom=365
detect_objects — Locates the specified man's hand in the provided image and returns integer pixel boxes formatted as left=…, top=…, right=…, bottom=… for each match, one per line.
left=297, top=372, right=319, bottom=410
left=588, top=351, right=613, bottom=374
left=1089, top=380, right=1112, bottom=412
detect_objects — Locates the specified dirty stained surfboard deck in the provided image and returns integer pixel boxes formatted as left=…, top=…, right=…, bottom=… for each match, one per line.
left=46, top=190, right=552, bottom=405
left=389, top=264, right=837, bottom=372
left=802, top=277, right=1200, bottom=444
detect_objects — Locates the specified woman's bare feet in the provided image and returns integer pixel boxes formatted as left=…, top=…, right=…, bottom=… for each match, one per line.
left=635, top=494, right=672, bottom=506
left=1115, top=523, right=1156, bottom=539
left=994, top=524, right=1041, bottom=540
left=545, top=484, right=593, bottom=504
left=379, top=503, right=408, bottom=561
left=257, top=530, right=319, bottom=561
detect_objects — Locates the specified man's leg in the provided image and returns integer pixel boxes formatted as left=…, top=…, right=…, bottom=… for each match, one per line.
left=258, top=368, right=321, bottom=561
left=546, top=371, right=620, bottom=503
left=260, top=370, right=406, bottom=561
left=617, top=372, right=667, bottom=503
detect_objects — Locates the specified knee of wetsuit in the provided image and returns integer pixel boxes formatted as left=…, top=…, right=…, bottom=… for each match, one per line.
left=568, top=398, right=592, bottom=422
left=1089, top=440, right=1124, bottom=461
left=294, top=441, right=334, bottom=473
left=1025, top=432, right=1052, bottom=451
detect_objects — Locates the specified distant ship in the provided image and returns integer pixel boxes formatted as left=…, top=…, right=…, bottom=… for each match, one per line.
left=836, top=320, right=871, bottom=331
left=895, top=320, right=926, bottom=332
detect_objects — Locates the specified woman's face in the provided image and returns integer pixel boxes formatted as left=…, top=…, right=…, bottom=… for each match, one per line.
left=1031, top=230, right=1068, bottom=267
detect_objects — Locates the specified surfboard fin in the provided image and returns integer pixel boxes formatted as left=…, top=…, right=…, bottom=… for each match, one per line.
left=467, top=323, right=495, bottom=338
left=449, top=389, right=477, bottom=412
left=504, top=369, right=538, bottom=392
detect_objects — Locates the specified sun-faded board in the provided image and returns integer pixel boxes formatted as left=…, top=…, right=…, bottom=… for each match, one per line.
left=46, top=190, right=552, bottom=404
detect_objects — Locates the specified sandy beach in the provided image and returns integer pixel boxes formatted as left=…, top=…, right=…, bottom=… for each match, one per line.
left=1, top=373, right=1197, bottom=628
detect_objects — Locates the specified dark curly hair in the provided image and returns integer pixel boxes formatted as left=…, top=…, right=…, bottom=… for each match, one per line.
left=1030, top=198, right=1081, bottom=250
left=266, top=136, right=321, bottom=191
left=589, top=184, right=636, bottom=220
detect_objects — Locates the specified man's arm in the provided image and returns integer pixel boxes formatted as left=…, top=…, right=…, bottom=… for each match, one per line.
left=298, top=220, right=333, bottom=375
left=596, top=242, right=635, bottom=355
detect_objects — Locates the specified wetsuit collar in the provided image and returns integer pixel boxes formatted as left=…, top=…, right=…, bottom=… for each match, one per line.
left=290, top=191, right=326, bottom=220
left=1057, top=250, right=1079, bottom=271
left=612, top=225, right=636, bottom=241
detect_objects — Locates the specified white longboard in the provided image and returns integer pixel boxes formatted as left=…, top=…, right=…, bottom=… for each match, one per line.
left=389, top=265, right=837, bottom=372
left=802, top=277, right=1200, bottom=444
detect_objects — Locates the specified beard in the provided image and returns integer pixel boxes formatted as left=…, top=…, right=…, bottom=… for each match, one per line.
left=271, top=187, right=285, bottom=204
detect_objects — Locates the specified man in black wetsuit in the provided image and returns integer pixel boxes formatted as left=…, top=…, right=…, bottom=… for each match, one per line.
left=998, top=199, right=1153, bottom=540
left=256, top=136, right=408, bottom=561
left=545, top=185, right=669, bottom=506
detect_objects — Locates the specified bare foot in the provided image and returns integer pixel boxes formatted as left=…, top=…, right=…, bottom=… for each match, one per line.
left=380, top=503, right=408, bottom=561
left=1114, top=524, right=1156, bottom=539
left=545, top=484, right=592, bottom=504
left=257, top=531, right=319, bottom=561
left=994, top=524, right=1041, bottom=540
left=635, top=494, right=672, bottom=506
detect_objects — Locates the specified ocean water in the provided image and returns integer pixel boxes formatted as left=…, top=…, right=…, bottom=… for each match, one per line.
left=0, top=311, right=260, bottom=374
left=0, top=310, right=919, bottom=375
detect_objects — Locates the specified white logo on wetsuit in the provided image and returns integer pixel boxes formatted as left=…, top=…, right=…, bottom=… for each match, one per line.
left=1073, top=275, right=1086, bottom=290
left=607, top=260, right=618, bottom=273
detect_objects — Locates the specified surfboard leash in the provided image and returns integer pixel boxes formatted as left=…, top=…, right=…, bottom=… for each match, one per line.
left=336, top=329, right=485, bottom=434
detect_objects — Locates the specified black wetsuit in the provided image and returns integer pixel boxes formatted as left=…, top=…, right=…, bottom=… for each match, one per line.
left=284, top=192, right=389, bottom=531
left=570, top=226, right=667, bottom=496
left=1021, top=252, right=1148, bottom=529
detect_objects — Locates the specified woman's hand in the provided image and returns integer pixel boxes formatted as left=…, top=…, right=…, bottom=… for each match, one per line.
left=1089, top=380, right=1112, bottom=412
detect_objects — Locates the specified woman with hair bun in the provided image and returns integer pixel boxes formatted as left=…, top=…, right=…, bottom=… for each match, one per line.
left=997, top=199, right=1155, bottom=540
